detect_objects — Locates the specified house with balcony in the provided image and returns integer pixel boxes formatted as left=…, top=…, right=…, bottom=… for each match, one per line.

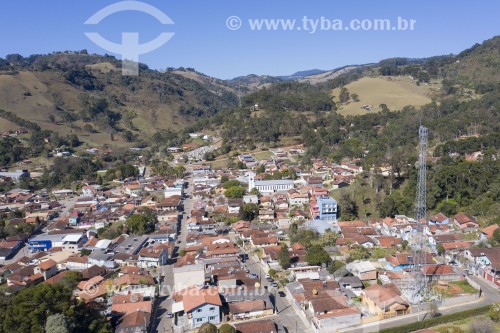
left=315, top=196, right=337, bottom=221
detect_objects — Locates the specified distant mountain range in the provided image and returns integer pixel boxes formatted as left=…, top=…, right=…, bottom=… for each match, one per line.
left=229, top=66, right=365, bottom=91
left=0, top=35, right=497, bottom=146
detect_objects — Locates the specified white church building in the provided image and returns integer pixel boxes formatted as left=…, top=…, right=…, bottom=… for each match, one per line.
left=247, top=171, right=294, bottom=194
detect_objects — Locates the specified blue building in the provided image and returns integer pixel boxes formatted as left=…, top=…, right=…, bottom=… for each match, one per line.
left=174, top=286, right=222, bottom=329
left=29, top=232, right=83, bottom=252
left=316, top=196, right=338, bottom=221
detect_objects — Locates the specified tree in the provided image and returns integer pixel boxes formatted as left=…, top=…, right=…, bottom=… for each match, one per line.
left=348, top=246, right=370, bottom=260
left=67, top=134, right=80, bottom=147
left=237, top=161, right=246, bottom=169
left=126, top=214, right=154, bottom=235
left=174, top=164, right=186, bottom=178
left=351, top=93, right=360, bottom=102
left=429, top=302, right=439, bottom=318
left=401, top=240, right=409, bottom=250
left=45, top=314, right=72, bottom=333
left=225, top=186, right=245, bottom=199
left=339, top=87, right=350, bottom=103
left=436, top=244, right=445, bottom=256
left=327, top=260, right=345, bottom=274
left=80, top=249, right=92, bottom=256
left=2, top=283, right=72, bottom=333
left=0, top=282, right=110, bottom=333
left=339, top=192, right=358, bottom=220
left=436, top=199, right=459, bottom=216
left=59, top=271, right=83, bottom=290
left=241, top=203, right=259, bottom=221
left=469, top=318, right=496, bottom=333
left=489, top=302, right=500, bottom=322
left=490, top=229, right=500, bottom=246
left=289, top=228, right=318, bottom=248
left=249, top=187, right=261, bottom=197
left=122, top=130, right=135, bottom=142
left=268, top=269, right=277, bottom=278
left=278, top=244, right=291, bottom=269
left=305, top=245, right=330, bottom=266
left=222, top=180, right=241, bottom=189
left=204, top=151, right=215, bottom=161
left=179, top=249, right=186, bottom=257
left=198, top=322, right=217, bottom=333
left=219, top=324, right=236, bottom=333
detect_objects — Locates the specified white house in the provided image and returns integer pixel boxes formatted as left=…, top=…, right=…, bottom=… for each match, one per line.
left=164, top=187, right=183, bottom=198
left=138, top=244, right=169, bottom=268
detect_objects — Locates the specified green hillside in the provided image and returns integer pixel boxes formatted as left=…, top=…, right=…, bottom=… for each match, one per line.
left=0, top=52, right=238, bottom=146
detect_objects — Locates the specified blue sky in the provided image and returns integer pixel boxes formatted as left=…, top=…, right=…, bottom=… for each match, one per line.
left=0, top=0, right=498, bottom=79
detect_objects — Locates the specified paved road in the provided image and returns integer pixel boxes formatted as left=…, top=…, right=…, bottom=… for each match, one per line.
left=339, top=274, right=499, bottom=333
left=153, top=167, right=194, bottom=333
left=243, top=253, right=312, bottom=333
left=153, top=265, right=174, bottom=333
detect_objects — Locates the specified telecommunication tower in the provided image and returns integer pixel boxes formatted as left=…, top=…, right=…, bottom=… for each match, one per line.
left=409, top=125, right=429, bottom=303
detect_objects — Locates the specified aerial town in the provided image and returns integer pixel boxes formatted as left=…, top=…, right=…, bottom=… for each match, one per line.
left=0, top=136, right=498, bottom=333
left=0, top=2, right=499, bottom=333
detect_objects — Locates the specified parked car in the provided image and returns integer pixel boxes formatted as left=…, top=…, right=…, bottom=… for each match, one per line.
left=266, top=277, right=274, bottom=282
left=271, top=282, right=279, bottom=288
left=166, top=312, right=173, bottom=318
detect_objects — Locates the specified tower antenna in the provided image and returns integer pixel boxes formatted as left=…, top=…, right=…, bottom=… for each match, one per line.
left=408, top=125, right=429, bottom=304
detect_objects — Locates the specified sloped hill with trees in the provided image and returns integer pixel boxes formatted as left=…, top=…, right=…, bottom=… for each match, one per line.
left=0, top=51, right=239, bottom=146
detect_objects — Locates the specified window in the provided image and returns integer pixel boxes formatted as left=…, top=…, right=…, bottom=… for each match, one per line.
left=209, top=307, right=215, bottom=311
left=196, top=319, right=203, bottom=322
left=197, top=309, right=202, bottom=313
left=209, top=316, right=216, bottom=321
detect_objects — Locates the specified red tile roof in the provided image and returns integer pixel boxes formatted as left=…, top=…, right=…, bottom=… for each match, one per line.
left=423, top=265, right=456, bottom=276
left=234, top=319, right=276, bottom=333
left=112, top=300, right=152, bottom=316
left=481, top=224, right=499, bottom=239
left=38, top=259, right=57, bottom=271
left=442, top=241, right=474, bottom=250
left=175, top=286, right=222, bottom=313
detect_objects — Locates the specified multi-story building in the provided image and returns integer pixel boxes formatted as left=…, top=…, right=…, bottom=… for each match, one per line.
left=316, top=196, right=337, bottom=221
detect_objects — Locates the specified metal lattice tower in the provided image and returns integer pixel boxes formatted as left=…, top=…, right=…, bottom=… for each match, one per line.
left=410, top=125, right=429, bottom=303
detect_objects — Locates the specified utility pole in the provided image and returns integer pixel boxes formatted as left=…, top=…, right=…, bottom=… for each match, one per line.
left=274, top=288, right=277, bottom=313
